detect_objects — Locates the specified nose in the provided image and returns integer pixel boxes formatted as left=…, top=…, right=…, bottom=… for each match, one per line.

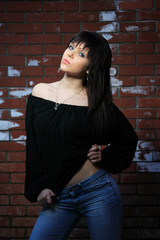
left=67, top=50, right=74, bottom=58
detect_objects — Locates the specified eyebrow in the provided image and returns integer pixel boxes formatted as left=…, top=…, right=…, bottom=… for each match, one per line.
left=71, top=42, right=89, bottom=51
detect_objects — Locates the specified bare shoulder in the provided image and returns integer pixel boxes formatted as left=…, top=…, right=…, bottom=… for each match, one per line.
left=32, top=82, right=59, bottom=99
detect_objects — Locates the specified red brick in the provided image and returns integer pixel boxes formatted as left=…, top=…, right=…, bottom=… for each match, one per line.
left=0, top=35, right=24, bottom=44
left=119, top=184, right=136, bottom=194
left=27, top=77, right=59, bottom=87
left=119, top=65, right=154, bottom=76
left=45, top=44, right=66, bottom=55
left=0, top=195, right=9, bottom=205
left=26, top=12, right=61, bottom=22
left=45, top=66, right=64, bottom=77
left=0, top=184, right=24, bottom=194
left=138, top=119, right=160, bottom=129
left=156, top=0, right=160, bottom=8
left=8, top=152, right=25, bottom=162
left=138, top=184, right=160, bottom=194
left=0, top=45, right=5, bottom=55
left=27, top=34, right=61, bottom=44
left=0, top=141, right=25, bottom=151
left=0, top=13, right=24, bottom=22
left=0, top=162, right=25, bottom=173
left=138, top=206, right=160, bottom=216
left=83, top=22, right=117, bottom=32
left=11, top=130, right=26, bottom=141
left=120, top=86, right=155, bottom=97
left=137, top=130, right=157, bottom=140
left=0, top=217, right=10, bottom=227
left=114, top=98, right=136, bottom=108
left=11, top=173, right=25, bottom=183
left=8, top=23, right=43, bottom=33
left=0, top=110, right=8, bottom=120
left=81, top=1, right=116, bottom=11
left=158, top=21, right=160, bottom=31
left=0, top=56, right=25, bottom=66
left=139, top=32, right=160, bottom=42
left=8, top=66, right=43, bottom=77
left=138, top=229, right=160, bottom=239
left=12, top=217, right=36, bottom=227
left=0, top=88, right=8, bottom=97
left=0, top=67, right=7, bottom=76
left=7, top=1, right=41, bottom=11
left=0, top=228, right=25, bottom=238
left=0, top=99, right=26, bottom=109
left=8, top=45, right=42, bottom=55
left=0, top=78, right=25, bottom=87
left=27, top=56, right=61, bottom=66
left=138, top=10, right=160, bottom=20
left=115, top=11, right=136, bottom=21
left=64, top=12, right=98, bottom=22
left=157, top=64, right=160, bottom=74
left=157, top=108, right=160, bottom=118
left=121, top=173, right=157, bottom=183
left=118, top=0, right=153, bottom=10
left=138, top=98, right=160, bottom=107
left=107, top=33, right=136, bottom=43
left=137, top=76, right=160, bottom=86
left=122, top=195, right=157, bottom=205
left=44, top=1, right=78, bottom=11
left=0, top=2, right=4, bottom=11
left=138, top=54, right=160, bottom=64
left=45, top=23, right=80, bottom=33
left=0, top=152, right=6, bottom=161
left=0, top=173, right=9, bottom=183
left=27, top=206, right=42, bottom=216
left=123, top=206, right=137, bottom=217
left=121, top=108, right=155, bottom=119
left=11, top=195, right=29, bottom=205
left=120, top=22, right=155, bottom=32
left=119, top=43, right=154, bottom=54
left=0, top=24, right=6, bottom=33
left=123, top=217, right=159, bottom=228
left=112, top=55, right=135, bottom=65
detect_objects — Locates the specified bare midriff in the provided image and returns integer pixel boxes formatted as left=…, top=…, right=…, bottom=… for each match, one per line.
left=66, top=159, right=100, bottom=187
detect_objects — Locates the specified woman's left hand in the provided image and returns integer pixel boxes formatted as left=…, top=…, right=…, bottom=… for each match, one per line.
left=87, top=144, right=102, bottom=163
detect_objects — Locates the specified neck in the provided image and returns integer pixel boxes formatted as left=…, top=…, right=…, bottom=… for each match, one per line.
left=60, top=73, right=84, bottom=91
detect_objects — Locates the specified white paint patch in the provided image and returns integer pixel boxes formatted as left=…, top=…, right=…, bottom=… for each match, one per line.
left=0, top=99, right=4, bottom=105
left=134, top=151, right=152, bottom=162
left=110, top=67, right=117, bottom=76
left=17, top=141, right=25, bottom=146
left=9, top=88, right=32, bottom=98
left=99, top=11, right=116, bottom=21
left=102, top=33, right=113, bottom=40
left=0, top=91, right=3, bottom=96
left=0, top=23, right=2, bottom=27
left=28, top=59, right=40, bottom=66
left=137, top=162, right=160, bottom=172
left=11, top=135, right=26, bottom=141
left=98, top=22, right=117, bottom=33
left=29, top=81, right=35, bottom=86
left=11, top=110, right=23, bottom=118
left=0, top=120, right=20, bottom=130
left=112, top=87, right=117, bottom=95
left=0, top=110, right=3, bottom=119
left=137, top=141, right=155, bottom=151
left=111, top=77, right=123, bottom=87
left=144, top=111, right=152, bottom=116
left=150, top=79, right=155, bottom=83
left=43, top=57, right=49, bottom=63
left=125, top=26, right=140, bottom=31
left=121, top=87, right=150, bottom=95
left=0, top=131, right=9, bottom=141
left=8, top=67, right=22, bottom=77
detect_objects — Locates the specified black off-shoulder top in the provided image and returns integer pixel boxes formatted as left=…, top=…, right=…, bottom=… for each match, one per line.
left=24, top=94, right=138, bottom=202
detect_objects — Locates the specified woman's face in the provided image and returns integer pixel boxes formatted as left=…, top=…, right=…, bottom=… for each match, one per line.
left=60, top=42, right=90, bottom=78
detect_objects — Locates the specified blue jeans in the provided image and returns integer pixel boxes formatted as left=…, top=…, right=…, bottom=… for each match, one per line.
left=30, top=169, right=122, bottom=240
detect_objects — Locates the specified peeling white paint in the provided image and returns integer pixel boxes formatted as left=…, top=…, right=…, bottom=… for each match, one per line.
left=144, top=111, right=152, bottom=116
left=98, top=22, right=117, bottom=33
left=0, top=110, right=3, bottom=119
left=112, top=87, right=117, bottom=95
left=0, top=23, right=2, bottom=27
left=137, top=162, right=160, bottom=172
left=0, top=91, right=3, bottom=96
left=11, top=135, right=26, bottom=141
left=102, top=33, right=113, bottom=40
left=8, top=67, right=22, bottom=77
left=121, top=87, right=151, bottom=95
left=99, top=11, right=116, bottom=21
left=0, top=99, right=4, bottom=105
left=9, top=88, right=32, bottom=98
left=0, top=131, right=9, bottom=141
left=17, top=141, right=25, bottom=146
left=150, top=79, right=155, bottom=83
left=110, top=67, right=117, bottom=76
left=28, top=59, right=40, bottom=66
left=29, top=81, right=35, bottom=86
left=125, top=26, right=140, bottom=31
left=11, top=110, right=23, bottom=118
left=134, top=151, right=152, bottom=162
left=43, top=57, right=49, bottom=63
left=0, top=120, right=20, bottom=130
left=138, top=141, right=155, bottom=151
left=111, top=77, right=123, bottom=87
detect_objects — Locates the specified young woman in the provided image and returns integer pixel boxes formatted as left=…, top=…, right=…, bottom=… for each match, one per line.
left=25, top=31, right=138, bottom=240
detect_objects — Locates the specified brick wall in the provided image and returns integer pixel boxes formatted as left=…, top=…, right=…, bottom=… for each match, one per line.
left=0, top=0, right=160, bottom=239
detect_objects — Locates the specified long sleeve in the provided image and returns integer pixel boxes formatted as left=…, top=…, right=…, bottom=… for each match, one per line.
left=24, top=95, right=50, bottom=202
left=98, top=104, right=138, bottom=174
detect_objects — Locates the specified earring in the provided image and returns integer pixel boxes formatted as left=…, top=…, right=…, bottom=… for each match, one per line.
left=57, top=67, right=61, bottom=73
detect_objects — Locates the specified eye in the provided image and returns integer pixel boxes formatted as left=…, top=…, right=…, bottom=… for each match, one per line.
left=68, top=45, right=74, bottom=50
left=79, top=52, right=85, bottom=58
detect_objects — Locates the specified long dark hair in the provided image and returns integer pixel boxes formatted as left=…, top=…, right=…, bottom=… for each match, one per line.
left=68, top=31, right=115, bottom=140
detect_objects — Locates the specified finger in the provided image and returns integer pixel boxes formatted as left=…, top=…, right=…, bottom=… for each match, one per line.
left=88, top=151, right=101, bottom=159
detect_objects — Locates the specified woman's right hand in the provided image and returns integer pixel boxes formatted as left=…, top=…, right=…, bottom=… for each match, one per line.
left=37, top=188, right=56, bottom=206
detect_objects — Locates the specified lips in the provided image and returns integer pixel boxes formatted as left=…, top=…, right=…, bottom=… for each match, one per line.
left=63, top=58, right=70, bottom=64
